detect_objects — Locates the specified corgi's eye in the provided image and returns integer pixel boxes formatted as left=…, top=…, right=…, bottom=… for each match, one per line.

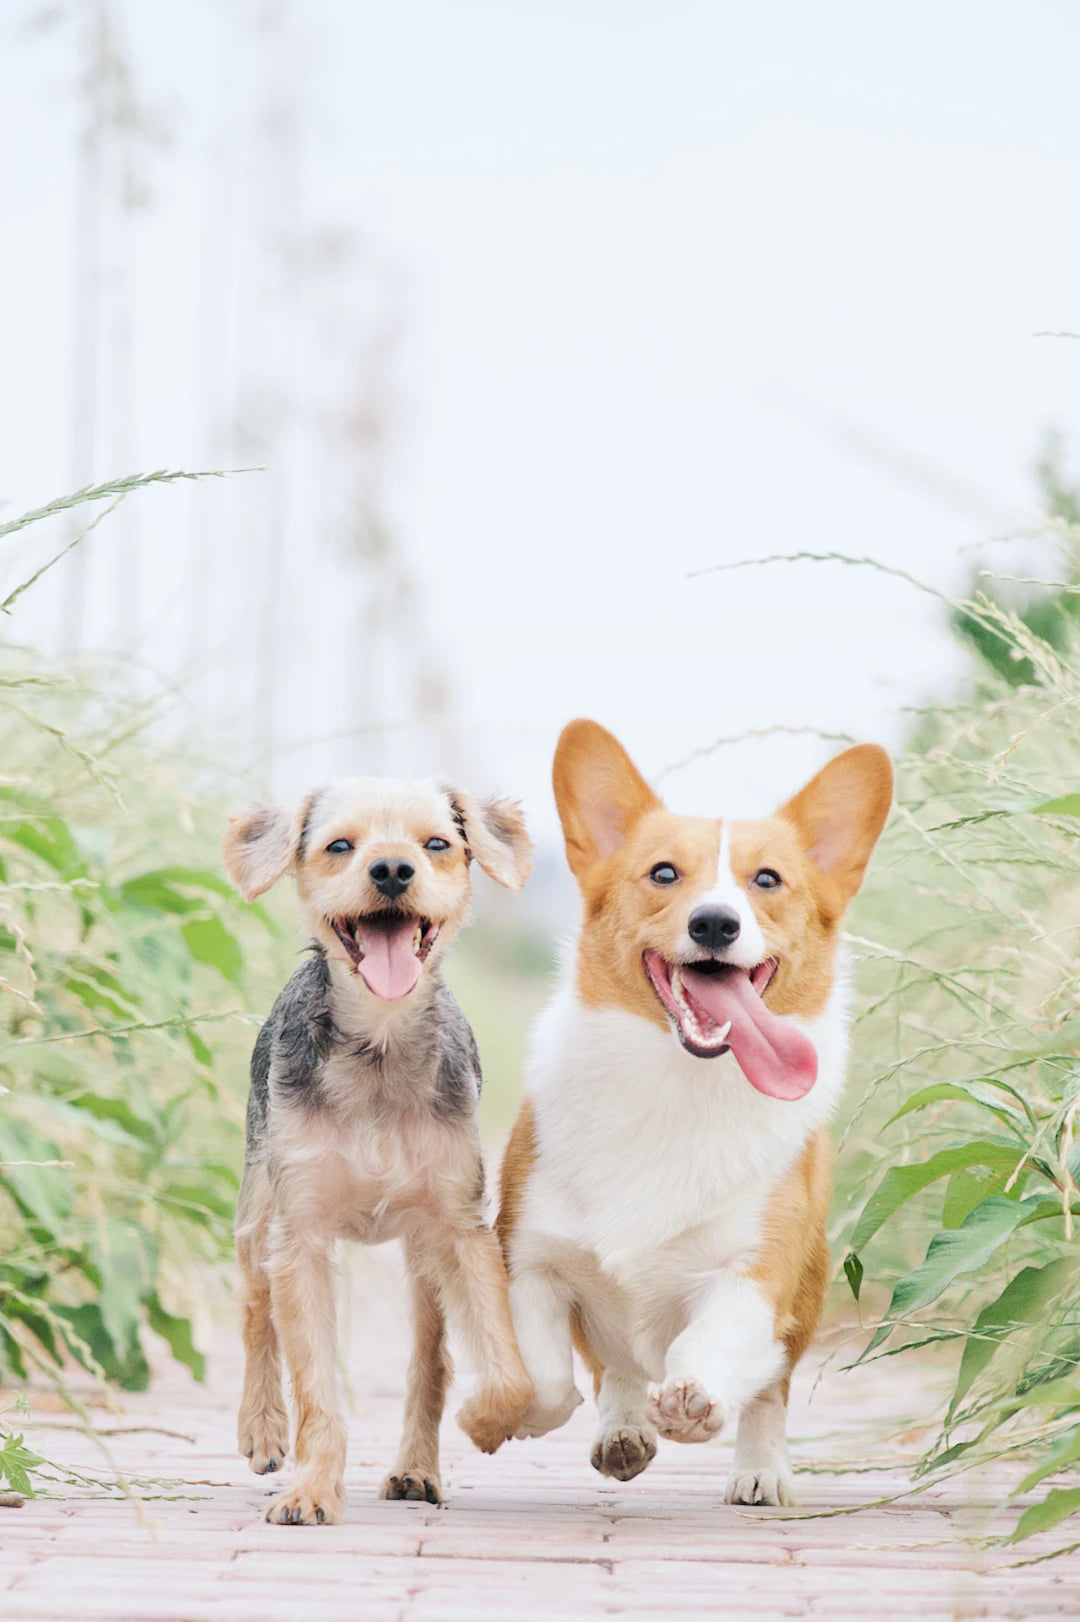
left=753, top=869, right=781, bottom=890
left=425, top=837, right=451, bottom=852
left=649, top=862, right=679, bottom=886
left=326, top=839, right=353, bottom=855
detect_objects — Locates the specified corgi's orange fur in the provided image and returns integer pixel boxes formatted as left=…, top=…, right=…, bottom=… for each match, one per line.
left=493, top=720, right=891, bottom=1503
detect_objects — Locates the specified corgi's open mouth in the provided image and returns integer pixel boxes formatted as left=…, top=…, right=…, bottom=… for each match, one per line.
left=331, top=913, right=440, bottom=1000
left=642, top=950, right=818, bottom=1100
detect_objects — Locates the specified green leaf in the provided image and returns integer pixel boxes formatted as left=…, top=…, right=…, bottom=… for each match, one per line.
left=0, top=1119, right=72, bottom=1235
left=120, top=867, right=276, bottom=933
left=10, top=818, right=87, bottom=879
left=1008, top=1487, right=1080, bottom=1544
left=884, top=1080, right=1026, bottom=1132
left=161, top=1182, right=235, bottom=1225
left=179, top=917, right=243, bottom=984
left=118, top=874, right=202, bottom=915
left=149, top=866, right=240, bottom=901
left=61, top=1092, right=160, bottom=1148
left=1008, top=1378, right=1080, bottom=1410
left=859, top=1196, right=1036, bottom=1360
left=185, top=1026, right=213, bottom=1067
left=849, top=1141, right=1023, bottom=1253
left=1033, top=794, right=1080, bottom=818
left=52, top=1302, right=150, bottom=1391
left=0, top=1432, right=44, bottom=1497
left=942, top=1167, right=1013, bottom=1228
left=843, top=1251, right=864, bottom=1301
left=147, top=1293, right=205, bottom=1383
left=1016, top=1425, right=1080, bottom=1496
left=91, top=1222, right=154, bottom=1363
left=949, top=1259, right=1073, bottom=1419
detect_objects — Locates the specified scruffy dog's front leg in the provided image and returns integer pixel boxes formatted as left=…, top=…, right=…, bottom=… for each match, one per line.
left=265, top=1232, right=347, bottom=1525
left=236, top=1166, right=289, bottom=1475
left=438, top=1226, right=534, bottom=1453
left=380, top=1238, right=451, bottom=1504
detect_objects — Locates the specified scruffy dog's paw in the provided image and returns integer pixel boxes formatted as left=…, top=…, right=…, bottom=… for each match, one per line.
left=513, top=1383, right=583, bottom=1440
left=266, top=1480, right=345, bottom=1525
left=239, top=1408, right=289, bottom=1475
left=647, top=1377, right=725, bottom=1444
left=725, top=1468, right=796, bottom=1507
left=380, top=1469, right=442, bottom=1505
left=458, top=1379, right=535, bottom=1454
left=590, top=1424, right=658, bottom=1481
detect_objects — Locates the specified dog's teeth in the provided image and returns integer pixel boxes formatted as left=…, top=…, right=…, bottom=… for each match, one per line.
left=715, top=1020, right=731, bottom=1044
left=413, top=924, right=422, bottom=953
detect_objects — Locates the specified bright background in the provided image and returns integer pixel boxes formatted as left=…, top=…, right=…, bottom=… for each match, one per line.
left=2, top=0, right=1078, bottom=858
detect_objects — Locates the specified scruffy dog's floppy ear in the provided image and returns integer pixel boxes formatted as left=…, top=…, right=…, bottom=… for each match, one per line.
left=223, top=796, right=314, bottom=902
left=444, top=789, right=533, bottom=891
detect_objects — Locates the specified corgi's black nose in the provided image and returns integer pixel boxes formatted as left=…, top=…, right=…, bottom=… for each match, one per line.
left=370, top=858, right=414, bottom=898
left=688, top=904, right=741, bottom=950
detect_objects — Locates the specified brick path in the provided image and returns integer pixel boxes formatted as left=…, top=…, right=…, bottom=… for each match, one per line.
left=3, top=1257, right=1079, bottom=1621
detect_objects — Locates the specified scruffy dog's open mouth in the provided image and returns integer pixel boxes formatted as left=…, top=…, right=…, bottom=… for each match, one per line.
left=642, top=950, right=818, bottom=1100
left=331, top=913, right=441, bottom=1000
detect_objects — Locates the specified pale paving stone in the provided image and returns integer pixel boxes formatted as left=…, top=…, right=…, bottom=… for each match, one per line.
left=5, top=1283, right=1079, bottom=1621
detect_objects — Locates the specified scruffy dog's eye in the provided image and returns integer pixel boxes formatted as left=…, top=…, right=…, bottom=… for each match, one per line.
left=425, top=837, right=451, bottom=852
left=326, top=839, right=353, bottom=855
left=649, top=862, right=679, bottom=886
left=754, top=868, right=781, bottom=890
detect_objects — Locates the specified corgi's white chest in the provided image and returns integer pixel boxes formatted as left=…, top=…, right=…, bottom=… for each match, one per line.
left=521, top=977, right=849, bottom=1277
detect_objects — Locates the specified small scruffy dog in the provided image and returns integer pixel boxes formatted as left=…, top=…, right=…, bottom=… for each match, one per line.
left=223, top=777, right=535, bottom=1525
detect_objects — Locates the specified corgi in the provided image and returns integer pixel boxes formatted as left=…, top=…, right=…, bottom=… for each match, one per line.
left=493, top=719, right=892, bottom=1505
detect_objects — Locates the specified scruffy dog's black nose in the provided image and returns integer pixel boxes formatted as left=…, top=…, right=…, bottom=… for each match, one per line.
left=688, top=904, right=741, bottom=950
left=370, top=859, right=415, bottom=899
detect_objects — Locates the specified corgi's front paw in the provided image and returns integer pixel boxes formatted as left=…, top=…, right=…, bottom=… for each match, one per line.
left=591, top=1422, right=657, bottom=1481
left=725, top=1467, right=796, bottom=1507
left=647, top=1376, right=725, bottom=1444
left=513, top=1383, right=583, bottom=1439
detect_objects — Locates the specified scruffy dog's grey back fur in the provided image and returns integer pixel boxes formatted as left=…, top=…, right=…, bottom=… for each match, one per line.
left=246, top=948, right=484, bottom=1148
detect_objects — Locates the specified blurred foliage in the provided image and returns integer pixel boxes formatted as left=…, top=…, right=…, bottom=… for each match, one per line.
left=0, top=474, right=298, bottom=1496
left=833, top=443, right=1080, bottom=1555
left=445, top=921, right=554, bottom=1141
left=0, top=653, right=296, bottom=1410
left=952, top=430, right=1080, bottom=686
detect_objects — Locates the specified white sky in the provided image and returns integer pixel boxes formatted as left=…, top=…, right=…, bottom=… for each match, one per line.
left=1, top=0, right=1078, bottom=851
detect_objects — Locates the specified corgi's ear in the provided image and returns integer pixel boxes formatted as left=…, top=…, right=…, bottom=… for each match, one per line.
left=553, top=719, right=661, bottom=881
left=222, top=795, right=315, bottom=902
left=778, top=744, right=893, bottom=911
left=443, top=789, right=533, bottom=891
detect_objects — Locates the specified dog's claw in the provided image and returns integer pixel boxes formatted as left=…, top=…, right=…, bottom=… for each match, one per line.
left=266, top=1484, right=344, bottom=1526
left=238, top=1411, right=290, bottom=1476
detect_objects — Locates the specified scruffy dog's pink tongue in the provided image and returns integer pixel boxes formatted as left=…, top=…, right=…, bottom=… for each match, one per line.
left=355, top=918, right=421, bottom=1000
left=680, top=966, right=818, bottom=1100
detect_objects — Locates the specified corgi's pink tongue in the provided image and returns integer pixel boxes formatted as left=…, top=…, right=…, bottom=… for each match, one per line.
left=355, top=918, right=421, bottom=1000
left=680, top=966, right=818, bottom=1100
